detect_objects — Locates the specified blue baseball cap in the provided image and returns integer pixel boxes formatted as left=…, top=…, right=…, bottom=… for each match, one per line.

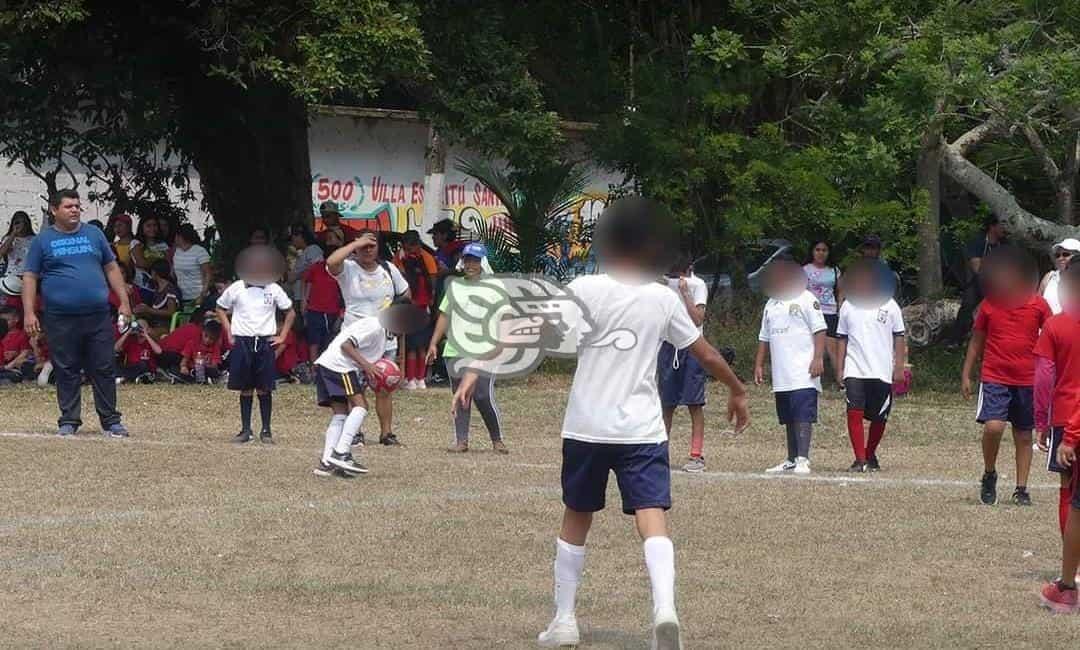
left=463, top=242, right=487, bottom=259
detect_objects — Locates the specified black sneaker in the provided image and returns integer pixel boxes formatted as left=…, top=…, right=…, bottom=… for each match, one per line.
left=867, top=456, right=881, bottom=472
left=232, top=430, right=254, bottom=444
left=847, top=461, right=867, bottom=473
left=980, top=471, right=998, bottom=505
left=379, top=433, right=403, bottom=447
left=259, top=430, right=274, bottom=444
left=343, top=453, right=368, bottom=474
left=352, top=431, right=365, bottom=447
left=1012, top=487, right=1032, bottom=506
left=328, top=450, right=368, bottom=474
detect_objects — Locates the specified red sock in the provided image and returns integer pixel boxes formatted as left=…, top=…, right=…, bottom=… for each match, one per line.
left=847, top=410, right=866, bottom=462
left=411, top=355, right=425, bottom=381
left=404, top=354, right=417, bottom=380
left=867, top=421, right=886, bottom=458
left=690, top=430, right=704, bottom=458
left=1061, top=486, right=1073, bottom=538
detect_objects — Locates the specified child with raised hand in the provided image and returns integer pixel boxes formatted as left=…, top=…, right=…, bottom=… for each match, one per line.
left=962, top=245, right=1050, bottom=505
left=452, top=197, right=750, bottom=650
left=836, top=258, right=907, bottom=473
left=216, top=245, right=295, bottom=444
left=114, top=319, right=162, bottom=384
left=754, top=257, right=826, bottom=475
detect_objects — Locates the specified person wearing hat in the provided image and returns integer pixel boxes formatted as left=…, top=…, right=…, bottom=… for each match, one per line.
left=316, top=201, right=360, bottom=247
left=426, top=241, right=507, bottom=454
left=1040, top=238, right=1080, bottom=314
left=0, top=211, right=35, bottom=303
left=393, top=229, right=439, bottom=389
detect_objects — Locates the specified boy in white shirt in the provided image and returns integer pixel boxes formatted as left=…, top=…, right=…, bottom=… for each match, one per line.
left=313, top=298, right=428, bottom=477
left=452, top=197, right=750, bottom=650
left=836, top=259, right=908, bottom=472
left=215, top=245, right=295, bottom=444
left=754, top=258, right=826, bottom=474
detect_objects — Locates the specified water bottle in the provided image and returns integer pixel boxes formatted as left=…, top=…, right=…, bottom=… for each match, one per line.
left=195, top=351, right=206, bottom=384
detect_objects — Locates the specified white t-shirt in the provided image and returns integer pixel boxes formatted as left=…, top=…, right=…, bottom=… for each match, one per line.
left=315, top=316, right=386, bottom=373
left=216, top=281, right=292, bottom=337
left=758, top=290, right=827, bottom=392
left=172, top=244, right=210, bottom=302
left=663, top=274, right=708, bottom=334
left=3, top=235, right=32, bottom=277
left=333, top=259, right=409, bottom=350
left=561, top=274, right=701, bottom=445
left=1044, top=270, right=1063, bottom=315
left=837, top=299, right=906, bottom=383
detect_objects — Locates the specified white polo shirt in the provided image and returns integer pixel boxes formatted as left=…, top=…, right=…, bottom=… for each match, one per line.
left=758, top=290, right=827, bottom=392
left=216, top=281, right=292, bottom=337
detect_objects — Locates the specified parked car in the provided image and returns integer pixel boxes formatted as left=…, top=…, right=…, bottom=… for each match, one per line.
left=692, top=238, right=794, bottom=301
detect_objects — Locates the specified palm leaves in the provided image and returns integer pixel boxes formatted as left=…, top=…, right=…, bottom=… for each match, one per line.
left=455, top=158, right=592, bottom=279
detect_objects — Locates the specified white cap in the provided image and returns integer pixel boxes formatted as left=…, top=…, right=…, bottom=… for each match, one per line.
left=1052, top=238, right=1080, bottom=254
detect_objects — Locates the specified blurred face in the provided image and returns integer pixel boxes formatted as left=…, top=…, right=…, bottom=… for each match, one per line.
left=462, top=255, right=483, bottom=278
left=1055, top=248, right=1075, bottom=271
left=236, top=245, right=285, bottom=286
left=763, top=260, right=804, bottom=300
left=51, top=198, right=81, bottom=230
left=982, top=261, right=1031, bottom=307
left=1061, top=273, right=1080, bottom=316
left=812, top=243, right=829, bottom=265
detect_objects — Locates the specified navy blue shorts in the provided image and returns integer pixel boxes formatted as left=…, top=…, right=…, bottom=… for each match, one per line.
left=657, top=343, right=706, bottom=407
left=561, top=439, right=671, bottom=515
left=845, top=378, right=893, bottom=422
left=1048, top=427, right=1069, bottom=475
left=314, top=365, right=366, bottom=406
left=227, top=336, right=276, bottom=392
left=774, top=388, right=818, bottom=424
left=976, top=382, right=1034, bottom=429
left=304, top=311, right=338, bottom=355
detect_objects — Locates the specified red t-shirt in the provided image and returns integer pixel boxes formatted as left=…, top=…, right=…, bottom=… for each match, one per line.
left=275, top=330, right=299, bottom=375
left=161, top=323, right=201, bottom=354
left=181, top=337, right=223, bottom=367
left=2, top=328, right=31, bottom=363
left=1034, top=313, right=1080, bottom=427
left=302, top=262, right=341, bottom=314
left=974, top=295, right=1052, bottom=385
left=115, top=326, right=158, bottom=370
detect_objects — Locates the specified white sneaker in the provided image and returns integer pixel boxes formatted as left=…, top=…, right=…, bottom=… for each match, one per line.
left=415, top=379, right=427, bottom=390
left=765, top=460, right=796, bottom=473
left=794, top=457, right=811, bottom=475
left=652, top=609, right=682, bottom=650
left=37, top=361, right=53, bottom=387
left=403, top=379, right=417, bottom=390
left=537, top=616, right=579, bottom=647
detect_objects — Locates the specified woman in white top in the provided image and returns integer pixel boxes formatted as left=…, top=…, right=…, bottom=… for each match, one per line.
left=1039, top=238, right=1080, bottom=314
left=130, top=216, right=171, bottom=297
left=0, top=211, right=35, bottom=297
left=802, top=239, right=842, bottom=379
left=172, top=224, right=212, bottom=307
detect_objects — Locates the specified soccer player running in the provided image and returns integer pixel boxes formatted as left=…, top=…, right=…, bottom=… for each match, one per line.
left=755, top=258, right=826, bottom=474
left=962, top=245, right=1051, bottom=505
left=452, top=198, right=750, bottom=649
left=658, top=253, right=710, bottom=472
left=836, top=259, right=907, bottom=473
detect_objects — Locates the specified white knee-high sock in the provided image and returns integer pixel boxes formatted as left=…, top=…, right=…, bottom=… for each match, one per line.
left=323, top=414, right=346, bottom=463
left=643, top=536, right=676, bottom=617
left=335, top=407, right=367, bottom=454
left=554, top=538, right=586, bottom=621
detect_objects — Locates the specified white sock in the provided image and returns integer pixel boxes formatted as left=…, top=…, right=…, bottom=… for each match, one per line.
left=322, top=414, right=346, bottom=463
left=643, top=536, right=676, bottom=618
left=335, top=407, right=367, bottom=455
left=553, top=538, right=586, bottom=621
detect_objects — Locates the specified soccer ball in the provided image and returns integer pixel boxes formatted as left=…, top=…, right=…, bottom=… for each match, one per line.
left=372, top=358, right=403, bottom=393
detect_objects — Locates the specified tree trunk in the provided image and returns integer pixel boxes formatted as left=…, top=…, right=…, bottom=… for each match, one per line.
left=916, top=127, right=943, bottom=298
left=1057, top=179, right=1075, bottom=227
left=176, top=77, right=312, bottom=258
left=422, top=124, right=446, bottom=239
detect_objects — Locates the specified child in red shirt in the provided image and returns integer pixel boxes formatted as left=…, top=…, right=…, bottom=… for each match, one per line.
left=159, top=320, right=203, bottom=374
left=1040, top=389, right=1080, bottom=612
left=301, top=256, right=342, bottom=361
left=394, top=230, right=438, bottom=389
left=0, top=306, right=31, bottom=381
left=180, top=320, right=224, bottom=383
left=274, top=312, right=302, bottom=382
left=962, top=245, right=1051, bottom=506
left=114, top=319, right=162, bottom=383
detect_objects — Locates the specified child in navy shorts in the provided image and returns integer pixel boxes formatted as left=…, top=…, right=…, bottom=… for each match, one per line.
left=962, top=245, right=1051, bottom=505
left=754, top=258, right=826, bottom=475
left=216, top=245, right=295, bottom=444
left=452, top=197, right=750, bottom=649
left=1040, top=405, right=1080, bottom=612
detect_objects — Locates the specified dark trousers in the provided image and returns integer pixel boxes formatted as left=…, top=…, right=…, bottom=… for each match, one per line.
left=43, top=311, right=121, bottom=429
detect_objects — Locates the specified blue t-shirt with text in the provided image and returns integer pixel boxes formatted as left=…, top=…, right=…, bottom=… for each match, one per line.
left=25, top=223, right=116, bottom=314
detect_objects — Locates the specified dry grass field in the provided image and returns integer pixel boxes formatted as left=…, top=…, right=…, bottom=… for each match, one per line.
left=0, top=377, right=1074, bottom=648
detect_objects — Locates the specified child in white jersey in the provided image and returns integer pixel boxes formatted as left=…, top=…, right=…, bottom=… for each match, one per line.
left=452, top=197, right=750, bottom=650
left=754, top=258, right=826, bottom=474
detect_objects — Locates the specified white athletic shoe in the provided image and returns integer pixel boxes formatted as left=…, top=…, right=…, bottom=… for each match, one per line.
left=415, top=379, right=427, bottom=390
left=652, top=609, right=682, bottom=650
left=403, top=379, right=417, bottom=390
left=765, top=460, right=796, bottom=473
left=793, top=457, right=811, bottom=475
left=37, top=361, right=53, bottom=387
left=537, top=616, right=579, bottom=648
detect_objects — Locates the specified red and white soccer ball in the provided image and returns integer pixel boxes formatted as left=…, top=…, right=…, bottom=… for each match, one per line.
left=372, top=358, right=403, bottom=393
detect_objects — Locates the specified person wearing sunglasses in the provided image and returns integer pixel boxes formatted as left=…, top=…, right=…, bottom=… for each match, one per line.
left=1040, top=238, right=1080, bottom=315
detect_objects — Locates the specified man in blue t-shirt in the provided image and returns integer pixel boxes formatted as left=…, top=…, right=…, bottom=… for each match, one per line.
left=22, top=189, right=132, bottom=437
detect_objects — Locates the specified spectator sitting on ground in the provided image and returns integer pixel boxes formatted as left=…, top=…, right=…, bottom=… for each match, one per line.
left=133, top=260, right=179, bottom=337
left=30, top=329, right=51, bottom=386
left=158, top=310, right=208, bottom=374
left=114, top=319, right=162, bottom=384
left=0, top=306, right=32, bottom=382
left=179, top=319, right=225, bottom=383
left=274, top=310, right=303, bottom=383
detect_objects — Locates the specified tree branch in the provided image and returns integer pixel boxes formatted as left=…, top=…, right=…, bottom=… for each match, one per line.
left=1020, top=123, right=1061, bottom=182
left=951, top=118, right=1002, bottom=158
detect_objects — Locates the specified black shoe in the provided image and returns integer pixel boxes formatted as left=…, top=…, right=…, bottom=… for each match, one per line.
left=867, top=456, right=881, bottom=472
left=327, top=450, right=368, bottom=474
left=313, top=461, right=334, bottom=477
left=980, top=471, right=998, bottom=505
left=847, top=461, right=867, bottom=473
left=352, top=431, right=365, bottom=447
left=379, top=433, right=403, bottom=447
left=232, top=430, right=254, bottom=444
left=1012, top=487, right=1032, bottom=506
left=260, top=430, right=274, bottom=444
left=343, top=453, right=367, bottom=473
